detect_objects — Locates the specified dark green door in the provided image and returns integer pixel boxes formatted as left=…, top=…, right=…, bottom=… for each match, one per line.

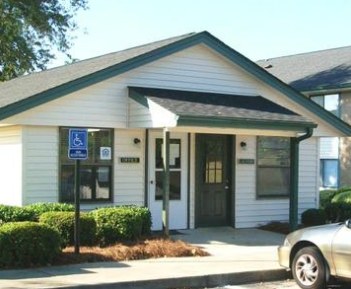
left=196, top=134, right=232, bottom=227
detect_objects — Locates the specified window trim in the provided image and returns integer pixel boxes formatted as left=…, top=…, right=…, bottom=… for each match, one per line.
left=256, top=136, right=291, bottom=199
left=59, top=127, right=114, bottom=203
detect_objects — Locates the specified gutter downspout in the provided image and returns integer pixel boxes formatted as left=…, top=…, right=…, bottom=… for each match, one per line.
left=289, top=127, right=314, bottom=232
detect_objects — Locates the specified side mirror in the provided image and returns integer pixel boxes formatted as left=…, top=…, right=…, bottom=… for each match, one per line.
left=345, top=219, right=351, bottom=229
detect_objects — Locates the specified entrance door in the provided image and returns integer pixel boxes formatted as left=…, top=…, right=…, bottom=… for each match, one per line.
left=196, top=134, right=232, bottom=227
left=149, top=132, right=188, bottom=231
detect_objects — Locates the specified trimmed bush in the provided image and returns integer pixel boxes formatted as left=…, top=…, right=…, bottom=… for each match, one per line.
left=0, top=204, right=36, bottom=223
left=39, top=212, right=96, bottom=247
left=301, top=209, right=326, bottom=226
left=26, top=202, right=74, bottom=218
left=91, top=206, right=152, bottom=246
left=0, top=222, right=61, bottom=267
left=319, top=189, right=337, bottom=209
left=331, top=190, right=351, bottom=204
left=325, top=202, right=351, bottom=223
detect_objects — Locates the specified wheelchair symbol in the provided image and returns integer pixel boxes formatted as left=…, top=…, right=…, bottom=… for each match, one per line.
left=73, top=133, right=84, bottom=147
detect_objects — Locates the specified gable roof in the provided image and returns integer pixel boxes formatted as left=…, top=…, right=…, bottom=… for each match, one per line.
left=129, top=87, right=316, bottom=131
left=256, top=46, right=351, bottom=93
left=1, top=31, right=351, bottom=135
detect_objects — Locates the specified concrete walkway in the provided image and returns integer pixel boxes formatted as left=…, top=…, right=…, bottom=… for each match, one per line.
left=0, top=228, right=290, bottom=289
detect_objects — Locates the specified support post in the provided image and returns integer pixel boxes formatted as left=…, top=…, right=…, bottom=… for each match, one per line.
left=289, top=128, right=313, bottom=232
left=162, top=128, right=170, bottom=236
left=74, top=160, right=81, bottom=254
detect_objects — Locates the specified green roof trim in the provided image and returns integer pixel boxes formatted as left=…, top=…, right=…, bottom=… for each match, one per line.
left=129, top=88, right=149, bottom=107
left=178, top=115, right=316, bottom=131
left=1, top=31, right=350, bottom=135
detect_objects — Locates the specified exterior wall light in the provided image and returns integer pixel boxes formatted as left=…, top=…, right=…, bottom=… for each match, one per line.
left=240, top=141, right=247, bottom=150
left=134, top=138, right=141, bottom=144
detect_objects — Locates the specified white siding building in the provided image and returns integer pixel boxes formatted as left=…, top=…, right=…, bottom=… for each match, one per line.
left=0, top=32, right=350, bottom=230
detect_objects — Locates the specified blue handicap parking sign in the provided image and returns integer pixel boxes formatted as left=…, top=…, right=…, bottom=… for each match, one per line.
left=68, top=129, right=88, bottom=160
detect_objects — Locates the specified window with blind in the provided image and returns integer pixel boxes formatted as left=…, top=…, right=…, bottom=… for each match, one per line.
left=59, top=128, right=113, bottom=202
left=257, top=136, right=290, bottom=198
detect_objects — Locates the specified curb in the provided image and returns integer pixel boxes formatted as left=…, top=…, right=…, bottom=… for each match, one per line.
left=58, top=269, right=290, bottom=289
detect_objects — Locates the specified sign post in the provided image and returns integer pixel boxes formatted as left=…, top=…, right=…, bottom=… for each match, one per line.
left=68, top=129, right=88, bottom=255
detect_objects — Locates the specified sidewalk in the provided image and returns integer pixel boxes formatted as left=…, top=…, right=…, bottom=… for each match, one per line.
left=0, top=228, right=290, bottom=289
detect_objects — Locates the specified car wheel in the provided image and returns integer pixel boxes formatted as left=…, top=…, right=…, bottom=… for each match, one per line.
left=292, top=246, right=327, bottom=289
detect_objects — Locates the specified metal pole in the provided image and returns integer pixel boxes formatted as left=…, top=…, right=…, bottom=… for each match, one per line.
left=74, top=159, right=80, bottom=254
left=162, top=128, right=170, bottom=236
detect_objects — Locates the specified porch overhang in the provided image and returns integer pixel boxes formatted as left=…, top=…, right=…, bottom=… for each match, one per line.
left=129, top=87, right=317, bottom=133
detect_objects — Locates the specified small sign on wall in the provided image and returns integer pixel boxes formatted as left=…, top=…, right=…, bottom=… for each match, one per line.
left=120, top=157, right=140, bottom=163
left=100, top=147, right=112, bottom=160
left=238, top=158, right=255, bottom=165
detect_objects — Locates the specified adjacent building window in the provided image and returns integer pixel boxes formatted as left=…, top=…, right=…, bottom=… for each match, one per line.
left=311, top=94, right=340, bottom=117
left=257, top=136, right=290, bottom=198
left=59, top=128, right=113, bottom=202
left=320, top=160, right=339, bottom=188
left=155, top=138, right=181, bottom=200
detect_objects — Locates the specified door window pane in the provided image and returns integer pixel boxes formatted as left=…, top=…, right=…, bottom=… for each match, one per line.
left=156, top=139, right=181, bottom=169
left=205, top=140, right=223, bottom=184
left=155, top=171, right=181, bottom=200
left=155, top=138, right=181, bottom=200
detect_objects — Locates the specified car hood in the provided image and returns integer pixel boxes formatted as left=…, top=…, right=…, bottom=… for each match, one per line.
left=286, top=223, right=344, bottom=247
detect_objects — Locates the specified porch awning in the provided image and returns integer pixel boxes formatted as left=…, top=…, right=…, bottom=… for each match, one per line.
left=129, top=87, right=317, bottom=132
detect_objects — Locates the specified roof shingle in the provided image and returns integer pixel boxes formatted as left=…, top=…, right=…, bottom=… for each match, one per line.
left=256, top=46, right=351, bottom=92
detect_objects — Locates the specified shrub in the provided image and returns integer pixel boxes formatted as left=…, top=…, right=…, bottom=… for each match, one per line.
left=0, top=222, right=61, bottom=267
left=25, top=202, right=74, bottom=219
left=331, top=190, right=351, bottom=204
left=0, top=204, right=36, bottom=223
left=91, top=206, right=152, bottom=246
left=301, top=209, right=326, bottom=226
left=39, top=212, right=96, bottom=247
left=325, top=202, right=351, bottom=223
left=319, top=189, right=337, bottom=209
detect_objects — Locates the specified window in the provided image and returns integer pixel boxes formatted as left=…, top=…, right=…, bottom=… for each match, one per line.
left=60, top=128, right=113, bottom=202
left=257, top=136, right=290, bottom=198
left=311, top=94, right=339, bottom=117
left=155, top=138, right=181, bottom=200
left=204, top=139, right=223, bottom=184
left=320, top=159, right=338, bottom=188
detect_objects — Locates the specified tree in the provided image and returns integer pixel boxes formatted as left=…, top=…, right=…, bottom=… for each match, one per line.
left=0, top=0, right=88, bottom=81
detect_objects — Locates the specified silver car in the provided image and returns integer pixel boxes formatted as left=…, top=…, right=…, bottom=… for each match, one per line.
left=278, top=220, right=351, bottom=289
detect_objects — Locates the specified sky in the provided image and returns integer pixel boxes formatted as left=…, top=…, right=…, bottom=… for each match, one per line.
left=51, top=0, right=351, bottom=67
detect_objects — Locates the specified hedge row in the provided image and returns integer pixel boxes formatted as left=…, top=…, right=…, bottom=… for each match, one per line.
left=0, top=203, right=152, bottom=267
left=0, top=222, right=62, bottom=267
left=0, top=203, right=74, bottom=223
left=0, top=203, right=152, bottom=245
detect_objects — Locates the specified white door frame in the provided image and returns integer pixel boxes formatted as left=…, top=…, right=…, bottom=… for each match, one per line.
left=148, top=131, right=188, bottom=230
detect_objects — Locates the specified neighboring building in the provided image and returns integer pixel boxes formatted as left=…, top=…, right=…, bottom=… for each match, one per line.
left=1, top=32, right=350, bottom=230
left=257, top=46, right=351, bottom=189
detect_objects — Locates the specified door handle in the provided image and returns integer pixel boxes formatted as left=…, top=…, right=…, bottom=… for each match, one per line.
left=225, top=186, right=229, bottom=190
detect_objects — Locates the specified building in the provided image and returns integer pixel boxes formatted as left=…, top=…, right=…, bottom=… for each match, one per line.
left=0, top=32, right=350, bottom=230
left=257, top=46, right=351, bottom=189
